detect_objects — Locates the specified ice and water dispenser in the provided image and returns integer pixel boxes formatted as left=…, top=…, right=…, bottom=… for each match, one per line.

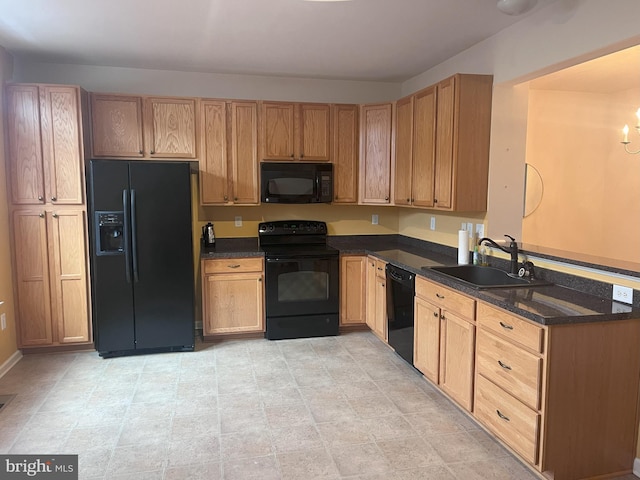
left=95, top=211, right=124, bottom=255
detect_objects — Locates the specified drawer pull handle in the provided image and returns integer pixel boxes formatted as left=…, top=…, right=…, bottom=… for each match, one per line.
left=496, top=410, right=510, bottom=422
left=228, top=264, right=241, bottom=269
left=436, top=293, right=445, bottom=299
left=498, top=360, right=512, bottom=371
left=499, top=321, right=514, bottom=330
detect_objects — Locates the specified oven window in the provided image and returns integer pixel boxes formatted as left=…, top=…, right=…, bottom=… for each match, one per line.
left=277, top=271, right=329, bottom=302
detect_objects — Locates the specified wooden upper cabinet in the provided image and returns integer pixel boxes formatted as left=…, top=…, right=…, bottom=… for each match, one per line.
left=434, top=74, right=493, bottom=211
left=6, top=84, right=85, bottom=206
left=146, top=97, right=197, bottom=158
left=411, top=85, right=437, bottom=208
left=260, top=101, right=330, bottom=161
left=90, top=94, right=197, bottom=159
left=393, top=95, right=413, bottom=206
left=199, top=100, right=259, bottom=205
left=230, top=101, right=259, bottom=204
left=90, top=94, right=144, bottom=157
left=359, top=103, right=393, bottom=204
left=332, top=104, right=359, bottom=204
left=199, top=100, right=228, bottom=204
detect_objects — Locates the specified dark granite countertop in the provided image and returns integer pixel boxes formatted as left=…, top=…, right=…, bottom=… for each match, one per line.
left=200, top=234, right=640, bottom=326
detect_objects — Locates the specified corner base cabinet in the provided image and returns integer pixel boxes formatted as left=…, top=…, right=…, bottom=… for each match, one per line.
left=202, top=258, right=264, bottom=336
left=474, top=302, right=640, bottom=480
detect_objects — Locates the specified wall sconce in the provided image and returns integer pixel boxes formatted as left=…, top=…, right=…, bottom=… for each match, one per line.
left=621, top=108, right=640, bottom=154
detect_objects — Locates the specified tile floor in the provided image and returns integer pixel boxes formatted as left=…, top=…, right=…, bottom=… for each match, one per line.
left=0, top=331, right=636, bottom=480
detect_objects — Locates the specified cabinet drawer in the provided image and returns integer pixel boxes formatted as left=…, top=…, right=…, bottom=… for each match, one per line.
left=416, top=277, right=475, bottom=320
left=474, top=375, right=540, bottom=465
left=477, top=303, right=544, bottom=353
left=476, top=328, right=542, bottom=410
left=203, top=258, right=263, bottom=274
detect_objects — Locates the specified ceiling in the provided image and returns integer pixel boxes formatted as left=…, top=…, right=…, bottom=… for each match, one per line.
left=0, top=0, right=552, bottom=82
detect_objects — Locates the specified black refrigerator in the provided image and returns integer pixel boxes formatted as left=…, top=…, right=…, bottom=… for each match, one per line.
left=88, top=160, right=195, bottom=358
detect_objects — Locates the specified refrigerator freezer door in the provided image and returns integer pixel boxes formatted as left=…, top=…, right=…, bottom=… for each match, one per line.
left=128, top=162, right=195, bottom=350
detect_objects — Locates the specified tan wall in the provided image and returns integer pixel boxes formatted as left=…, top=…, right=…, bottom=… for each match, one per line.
left=523, top=87, right=640, bottom=264
left=0, top=46, right=17, bottom=366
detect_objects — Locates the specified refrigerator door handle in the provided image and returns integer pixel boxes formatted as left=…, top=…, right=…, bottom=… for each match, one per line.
left=131, top=189, right=139, bottom=283
left=122, top=189, right=132, bottom=283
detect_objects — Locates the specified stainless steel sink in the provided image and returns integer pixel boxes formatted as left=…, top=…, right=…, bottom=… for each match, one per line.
left=424, top=265, right=552, bottom=289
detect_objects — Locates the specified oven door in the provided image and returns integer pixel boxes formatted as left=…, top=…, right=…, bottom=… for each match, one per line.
left=264, top=254, right=339, bottom=318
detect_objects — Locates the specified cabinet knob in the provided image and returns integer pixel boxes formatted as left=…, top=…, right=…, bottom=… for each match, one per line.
left=258, top=277, right=262, bottom=282
left=139, top=150, right=143, bottom=154
left=52, top=213, right=58, bottom=218
left=406, top=198, right=410, bottom=203
left=38, top=196, right=43, bottom=201
left=290, top=154, right=294, bottom=158
left=39, top=212, right=45, bottom=218
left=300, top=153, right=304, bottom=158
left=433, top=312, right=438, bottom=318
left=150, top=149, right=155, bottom=154
left=385, top=197, right=389, bottom=201
left=224, top=196, right=228, bottom=201
left=51, top=196, right=57, bottom=202
left=234, top=197, right=238, bottom=201
left=440, top=314, right=445, bottom=320
left=434, top=199, right=438, bottom=203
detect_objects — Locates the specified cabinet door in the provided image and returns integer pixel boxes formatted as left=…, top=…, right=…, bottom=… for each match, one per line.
left=40, top=86, right=84, bottom=205
left=434, top=76, right=455, bottom=210
left=200, top=100, right=228, bottom=204
left=13, top=210, right=53, bottom=346
left=332, top=104, right=359, bottom=203
left=261, top=102, right=295, bottom=160
left=393, top=96, right=413, bottom=206
left=230, top=101, right=259, bottom=204
left=203, top=272, right=264, bottom=334
left=48, top=210, right=90, bottom=343
left=146, top=97, right=197, bottom=158
left=299, top=103, right=330, bottom=161
left=359, top=103, right=393, bottom=204
left=412, top=85, right=437, bottom=208
left=6, top=85, right=45, bottom=205
left=414, top=296, right=440, bottom=384
left=90, top=94, right=144, bottom=157
left=375, top=275, right=387, bottom=341
left=440, top=311, right=475, bottom=411
left=365, top=257, right=377, bottom=331
left=340, top=255, right=367, bottom=326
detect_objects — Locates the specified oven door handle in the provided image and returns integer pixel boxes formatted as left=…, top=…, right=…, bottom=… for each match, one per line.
left=266, top=256, right=338, bottom=262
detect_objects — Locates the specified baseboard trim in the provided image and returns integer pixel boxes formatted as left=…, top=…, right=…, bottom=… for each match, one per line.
left=0, top=350, right=22, bottom=379
left=633, top=457, right=640, bottom=477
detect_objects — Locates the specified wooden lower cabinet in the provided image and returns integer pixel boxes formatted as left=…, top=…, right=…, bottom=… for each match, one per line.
left=474, top=302, right=640, bottom=480
left=202, top=257, right=264, bottom=336
left=12, top=208, right=90, bottom=346
left=365, top=256, right=387, bottom=340
left=339, top=255, right=367, bottom=326
left=414, top=276, right=475, bottom=411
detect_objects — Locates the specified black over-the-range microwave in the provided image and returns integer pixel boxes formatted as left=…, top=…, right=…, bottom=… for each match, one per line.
left=260, top=162, right=333, bottom=204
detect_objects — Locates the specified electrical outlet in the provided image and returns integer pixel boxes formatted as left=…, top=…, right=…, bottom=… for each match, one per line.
left=234, top=216, right=242, bottom=227
left=613, top=284, right=633, bottom=305
left=475, top=223, right=485, bottom=239
left=430, top=217, right=436, bottom=230
left=1, top=313, right=6, bottom=331
left=372, top=214, right=379, bottom=225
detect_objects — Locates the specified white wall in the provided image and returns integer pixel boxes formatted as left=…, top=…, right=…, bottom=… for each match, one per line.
left=11, top=62, right=400, bottom=104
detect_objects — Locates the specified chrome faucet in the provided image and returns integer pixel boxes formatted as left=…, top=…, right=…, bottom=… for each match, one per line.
left=478, top=234, right=519, bottom=275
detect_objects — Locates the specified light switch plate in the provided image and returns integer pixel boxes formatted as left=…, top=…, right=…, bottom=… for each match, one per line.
left=372, top=214, right=379, bottom=225
left=234, top=216, right=242, bottom=227
left=1, top=313, right=6, bottom=331
left=475, top=223, right=485, bottom=239
left=466, top=223, right=474, bottom=239
left=430, top=217, right=436, bottom=230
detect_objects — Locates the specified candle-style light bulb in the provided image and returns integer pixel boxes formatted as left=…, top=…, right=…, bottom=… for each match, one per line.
left=623, top=124, right=630, bottom=143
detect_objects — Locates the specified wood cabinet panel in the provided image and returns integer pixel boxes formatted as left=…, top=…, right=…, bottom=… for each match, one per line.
left=6, top=85, right=45, bottom=205
left=359, top=103, right=393, bottom=204
left=146, top=97, right=196, bottom=158
left=414, top=296, right=440, bottom=383
left=434, top=76, right=455, bottom=209
left=199, top=100, right=228, bottom=204
left=340, top=255, right=367, bottom=326
left=230, top=101, right=259, bottom=204
left=439, top=311, right=475, bottom=411
left=261, top=102, right=295, bottom=160
left=203, top=257, right=263, bottom=274
left=393, top=96, right=413, bottom=206
left=415, top=277, right=475, bottom=320
left=476, top=328, right=542, bottom=410
left=365, top=256, right=387, bottom=340
left=475, top=374, right=540, bottom=465
left=299, top=103, right=330, bottom=161
left=12, top=210, right=53, bottom=346
left=40, top=86, right=84, bottom=205
left=411, top=86, right=436, bottom=207
left=49, top=210, right=90, bottom=343
left=477, top=302, right=544, bottom=353
left=90, top=94, right=144, bottom=157
left=332, top=104, right=359, bottom=203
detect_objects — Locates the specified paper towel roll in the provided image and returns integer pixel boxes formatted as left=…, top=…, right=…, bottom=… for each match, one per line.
left=458, top=230, right=469, bottom=265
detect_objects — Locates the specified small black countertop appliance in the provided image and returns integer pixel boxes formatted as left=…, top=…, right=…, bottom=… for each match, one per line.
left=202, top=222, right=215, bottom=247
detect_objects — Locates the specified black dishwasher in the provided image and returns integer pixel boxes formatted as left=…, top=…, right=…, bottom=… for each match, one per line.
left=386, top=264, right=415, bottom=365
